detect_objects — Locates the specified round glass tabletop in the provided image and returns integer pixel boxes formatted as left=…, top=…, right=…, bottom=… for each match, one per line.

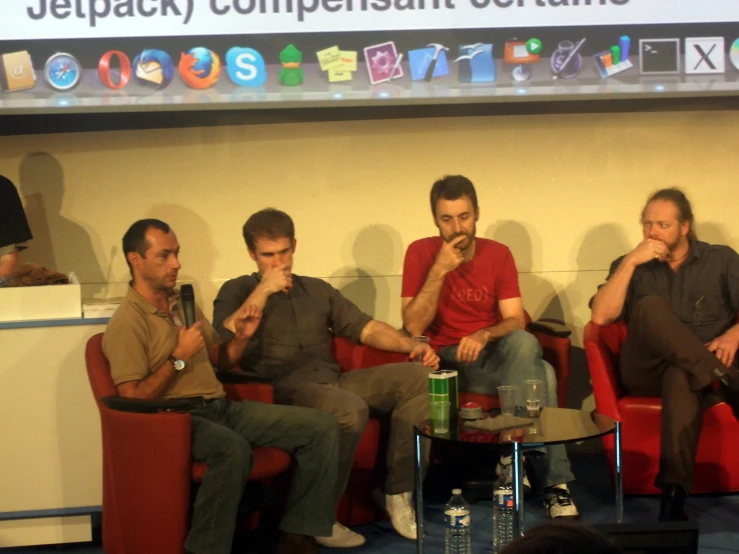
left=415, top=407, right=616, bottom=447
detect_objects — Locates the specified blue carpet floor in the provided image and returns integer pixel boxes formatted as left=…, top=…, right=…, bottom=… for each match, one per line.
left=3, top=453, right=737, bottom=553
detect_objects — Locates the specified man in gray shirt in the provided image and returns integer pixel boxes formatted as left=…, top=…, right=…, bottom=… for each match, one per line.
left=213, top=208, right=439, bottom=548
left=591, top=187, right=739, bottom=522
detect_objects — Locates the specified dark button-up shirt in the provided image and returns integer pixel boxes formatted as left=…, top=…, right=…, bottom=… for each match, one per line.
left=602, top=240, right=739, bottom=343
left=212, top=273, right=373, bottom=391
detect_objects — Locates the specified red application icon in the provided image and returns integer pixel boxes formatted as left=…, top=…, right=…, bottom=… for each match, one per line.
left=98, top=51, right=132, bottom=90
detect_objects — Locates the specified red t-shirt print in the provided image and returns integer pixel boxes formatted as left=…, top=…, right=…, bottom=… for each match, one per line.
left=401, top=237, right=521, bottom=349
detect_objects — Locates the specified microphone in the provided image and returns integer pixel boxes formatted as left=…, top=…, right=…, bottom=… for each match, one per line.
left=180, top=284, right=196, bottom=328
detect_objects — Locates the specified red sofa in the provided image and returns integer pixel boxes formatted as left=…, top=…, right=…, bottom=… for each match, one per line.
left=584, top=320, right=739, bottom=494
left=85, top=333, right=292, bottom=554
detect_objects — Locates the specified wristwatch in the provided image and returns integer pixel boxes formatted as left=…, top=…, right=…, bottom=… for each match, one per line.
left=168, top=355, right=186, bottom=371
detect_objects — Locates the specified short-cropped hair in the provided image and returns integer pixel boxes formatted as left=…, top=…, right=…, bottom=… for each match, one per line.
left=430, top=175, right=478, bottom=217
left=242, top=208, right=295, bottom=252
left=122, top=219, right=170, bottom=275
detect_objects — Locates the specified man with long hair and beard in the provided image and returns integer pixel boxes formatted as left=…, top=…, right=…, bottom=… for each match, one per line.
left=591, top=187, right=739, bottom=521
left=401, top=175, right=579, bottom=520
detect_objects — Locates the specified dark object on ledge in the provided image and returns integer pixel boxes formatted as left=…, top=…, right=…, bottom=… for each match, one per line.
left=4, top=263, right=69, bottom=287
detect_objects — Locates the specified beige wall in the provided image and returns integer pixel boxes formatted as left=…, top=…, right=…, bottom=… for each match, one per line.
left=2, top=109, right=738, bottom=346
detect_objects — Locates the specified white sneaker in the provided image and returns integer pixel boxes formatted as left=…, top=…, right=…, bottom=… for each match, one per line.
left=374, top=489, right=417, bottom=540
left=542, top=484, right=579, bottom=519
left=315, top=522, right=366, bottom=548
left=496, top=455, right=532, bottom=494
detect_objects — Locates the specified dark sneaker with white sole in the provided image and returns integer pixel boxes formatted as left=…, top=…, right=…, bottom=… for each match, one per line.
left=542, top=484, right=579, bottom=519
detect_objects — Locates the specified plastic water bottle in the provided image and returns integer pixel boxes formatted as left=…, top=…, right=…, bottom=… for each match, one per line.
left=444, top=488, right=471, bottom=554
left=492, top=478, right=514, bottom=553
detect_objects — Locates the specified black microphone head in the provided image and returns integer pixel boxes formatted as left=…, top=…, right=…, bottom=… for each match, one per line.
left=181, top=284, right=195, bottom=302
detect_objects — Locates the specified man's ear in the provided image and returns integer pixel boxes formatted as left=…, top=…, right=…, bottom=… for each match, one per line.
left=475, top=207, right=480, bottom=222
left=126, top=251, right=140, bottom=270
left=291, top=238, right=297, bottom=253
left=247, top=248, right=257, bottom=262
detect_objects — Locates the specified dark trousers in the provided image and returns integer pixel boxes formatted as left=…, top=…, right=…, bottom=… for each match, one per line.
left=184, top=398, right=340, bottom=554
left=621, top=296, right=725, bottom=493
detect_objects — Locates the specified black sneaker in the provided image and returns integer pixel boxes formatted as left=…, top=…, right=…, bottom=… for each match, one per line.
left=542, top=484, right=580, bottom=519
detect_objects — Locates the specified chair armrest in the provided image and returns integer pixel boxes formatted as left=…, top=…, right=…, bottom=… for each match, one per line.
left=101, top=395, right=204, bottom=413
left=583, top=321, right=623, bottom=421
left=527, top=319, right=572, bottom=338
left=331, top=336, right=408, bottom=372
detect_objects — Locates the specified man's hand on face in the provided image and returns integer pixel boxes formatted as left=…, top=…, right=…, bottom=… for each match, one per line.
left=705, top=332, right=739, bottom=368
left=627, top=238, right=669, bottom=266
left=434, top=235, right=467, bottom=274
left=260, top=264, right=293, bottom=295
left=409, top=342, right=440, bottom=369
left=232, top=304, right=263, bottom=341
left=456, top=330, right=490, bottom=363
left=172, top=322, right=206, bottom=362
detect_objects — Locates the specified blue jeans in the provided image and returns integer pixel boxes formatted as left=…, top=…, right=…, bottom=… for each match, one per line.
left=439, top=329, right=575, bottom=489
left=185, top=398, right=339, bottom=554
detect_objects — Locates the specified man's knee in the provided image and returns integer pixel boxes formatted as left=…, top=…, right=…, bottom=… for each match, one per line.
left=209, top=431, right=253, bottom=478
left=300, top=409, right=342, bottom=441
left=401, top=362, right=435, bottom=396
left=498, top=329, right=542, bottom=361
left=632, top=295, right=671, bottom=322
left=332, top=400, right=370, bottom=436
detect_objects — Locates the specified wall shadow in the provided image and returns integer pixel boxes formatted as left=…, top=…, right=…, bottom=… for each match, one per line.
left=18, top=153, right=105, bottom=295
left=485, top=221, right=568, bottom=322
left=695, top=221, right=732, bottom=246
left=146, top=203, right=218, bottom=316
left=328, top=224, right=403, bottom=324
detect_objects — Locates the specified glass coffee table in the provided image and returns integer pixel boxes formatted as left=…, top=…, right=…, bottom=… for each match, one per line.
left=413, top=407, right=621, bottom=554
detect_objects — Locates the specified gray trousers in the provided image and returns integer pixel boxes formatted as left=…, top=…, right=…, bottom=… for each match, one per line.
left=285, top=362, right=433, bottom=502
left=185, top=398, right=339, bottom=554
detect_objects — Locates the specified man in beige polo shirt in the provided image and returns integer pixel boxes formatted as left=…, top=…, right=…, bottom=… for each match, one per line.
left=103, top=218, right=340, bottom=554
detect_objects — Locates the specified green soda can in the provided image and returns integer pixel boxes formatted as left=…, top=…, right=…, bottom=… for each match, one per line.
left=429, top=369, right=459, bottom=422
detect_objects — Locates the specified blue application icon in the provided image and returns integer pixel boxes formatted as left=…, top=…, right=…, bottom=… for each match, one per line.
left=132, top=49, right=174, bottom=90
left=226, top=47, right=267, bottom=87
left=455, top=43, right=495, bottom=83
left=408, top=47, right=450, bottom=81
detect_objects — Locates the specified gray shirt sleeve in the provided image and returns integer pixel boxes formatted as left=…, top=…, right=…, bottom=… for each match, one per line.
left=324, top=282, right=373, bottom=343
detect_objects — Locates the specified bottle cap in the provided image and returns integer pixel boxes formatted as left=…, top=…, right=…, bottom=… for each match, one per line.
left=452, top=488, right=462, bottom=495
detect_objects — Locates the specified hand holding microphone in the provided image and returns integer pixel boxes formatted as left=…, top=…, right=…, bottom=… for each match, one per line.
left=173, top=284, right=205, bottom=361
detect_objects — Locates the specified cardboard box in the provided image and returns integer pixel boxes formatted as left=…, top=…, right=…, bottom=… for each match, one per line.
left=0, top=283, right=82, bottom=323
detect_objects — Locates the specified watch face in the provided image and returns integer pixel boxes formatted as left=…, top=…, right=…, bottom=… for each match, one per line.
left=44, top=53, right=82, bottom=92
left=174, top=359, right=186, bottom=371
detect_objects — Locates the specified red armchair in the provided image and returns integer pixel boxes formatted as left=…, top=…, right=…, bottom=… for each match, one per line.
left=584, top=320, right=739, bottom=494
left=458, top=313, right=572, bottom=412
left=85, top=333, right=292, bottom=554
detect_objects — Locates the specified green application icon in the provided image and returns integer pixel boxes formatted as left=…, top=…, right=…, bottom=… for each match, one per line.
left=526, top=38, right=543, bottom=55
left=279, top=44, right=304, bottom=86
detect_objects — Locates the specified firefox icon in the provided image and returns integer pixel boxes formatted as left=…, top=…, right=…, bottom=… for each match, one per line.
left=179, top=47, right=222, bottom=90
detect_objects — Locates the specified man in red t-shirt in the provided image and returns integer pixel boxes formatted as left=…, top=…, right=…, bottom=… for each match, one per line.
left=401, top=175, right=578, bottom=519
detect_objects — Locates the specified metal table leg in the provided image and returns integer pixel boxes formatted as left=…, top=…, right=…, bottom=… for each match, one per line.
left=513, top=441, right=525, bottom=537
left=615, top=421, right=623, bottom=523
left=415, top=428, right=424, bottom=554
